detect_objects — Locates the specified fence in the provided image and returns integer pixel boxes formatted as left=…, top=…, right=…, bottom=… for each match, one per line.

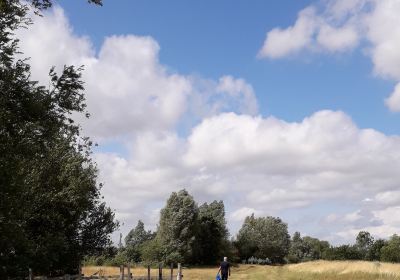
left=28, top=263, right=183, bottom=280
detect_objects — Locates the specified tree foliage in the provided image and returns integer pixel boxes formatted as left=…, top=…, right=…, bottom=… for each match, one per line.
left=287, top=232, right=330, bottom=263
left=237, top=214, right=290, bottom=263
left=368, top=238, right=387, bottom=261
left=125, top=220, right=155, bottom=262
left=322, top=245, right=362, bottom=261
left=381, top=235, right=400, bottom=263
left=355, top=231, right=374, bottom=260
left=157, top=189, right=199, bottom=264
left=193, top=200, right=229, bottom=265
left=0, top=0, right=117, bottom=277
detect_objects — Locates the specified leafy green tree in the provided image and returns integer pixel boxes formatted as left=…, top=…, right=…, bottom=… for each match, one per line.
left=125, top=220, right=155, bottom=262
left=157, top=189, right=199, bottom=264
left=193, top=200, right=229, bottom=264
left=287, top=232, right=329, bottom=263
left=0, top=0, right=117, bottom=277
left=381, top=235, right=400, bottom=263
left=301, top=236, right=330, bottom=261
left=237, top=214, right=290, bottom=263
left=287, top=232, right=304, bottom=263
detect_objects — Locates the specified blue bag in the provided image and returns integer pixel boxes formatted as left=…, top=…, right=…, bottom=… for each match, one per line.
left=216, top=274, right=221, bottom=280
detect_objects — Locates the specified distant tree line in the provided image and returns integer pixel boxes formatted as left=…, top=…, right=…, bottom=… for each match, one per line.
left=85, top=190, right=233, bottom=266
left=85, top=189, right=400, bottom=267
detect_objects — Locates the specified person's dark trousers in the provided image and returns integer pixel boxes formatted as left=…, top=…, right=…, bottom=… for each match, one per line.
left=221, top=273, right=228, bottom=280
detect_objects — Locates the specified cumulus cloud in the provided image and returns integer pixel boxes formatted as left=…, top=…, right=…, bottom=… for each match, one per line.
left=230, top=207, right=263, bottom=222
left=385, top=84, right=400, bottom=113
left=259, top=0, right=400, bottom=111
left=17, top=7, right=258, bottom=140
left=216, top=76, right=258, bottom=115
left=258, top=7, right=318, bottom=58
left=316, top=24, right=359, bottom=52
left=96, top=111, right=400, bottom=241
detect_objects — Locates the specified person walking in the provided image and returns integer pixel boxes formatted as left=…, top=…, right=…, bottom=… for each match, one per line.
left=217, top=257, right=231, bottom=280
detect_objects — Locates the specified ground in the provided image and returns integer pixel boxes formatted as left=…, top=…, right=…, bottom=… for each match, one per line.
left=83, top=260, right=400, bottom=279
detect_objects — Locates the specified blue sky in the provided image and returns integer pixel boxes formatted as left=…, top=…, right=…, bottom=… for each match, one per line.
left=59, top=0, right=399, bottom=134
left=18, top=0, right=400, bottom=244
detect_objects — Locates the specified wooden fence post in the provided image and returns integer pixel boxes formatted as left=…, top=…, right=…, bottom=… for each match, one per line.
left=177, top=263, right=182, bottom=280
left=158, top=263, right=162, bottom=280
left=170, top=263, right=173, bottom=280
left=28, top=268, right=33, bottom=280
left=120, top=265, right=125, bottom=280
left=127, top=264, right=131, bottom=280
left=147, top=265, right=151, bottom=280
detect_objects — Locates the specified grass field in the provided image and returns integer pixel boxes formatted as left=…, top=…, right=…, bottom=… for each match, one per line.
left=83, top=260, right=400, bottom=279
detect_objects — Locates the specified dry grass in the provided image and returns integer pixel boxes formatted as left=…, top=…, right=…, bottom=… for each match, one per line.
left=83, top=261, right=400, bottom=279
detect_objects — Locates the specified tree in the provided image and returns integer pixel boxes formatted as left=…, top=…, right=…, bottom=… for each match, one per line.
left=301, top=236, right=330, bottom=261
left=125, top=220, right=155, bottom=262
left=287, top=232, right=303, bottom=263
left=287, top=232, right=329, bottom=263
left=193, top=200, right=229, bottom=264
left=140, top=238, right=163, bottom=265
left=0, top=0, right=117, bottom=277
left=355, top=231, right=374, bottom=260
left=368, top=238, right=387, bottom=261
left=381, top=235, right=400, bottom=263
left=157, top=189, right=199, bottom=264
left=236, top=214, right=290, bottom=263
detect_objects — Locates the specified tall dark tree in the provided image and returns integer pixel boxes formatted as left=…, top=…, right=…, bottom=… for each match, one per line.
left=0, top=0, right=118, bottom=277
left=193, top=200, right=229, bottom=264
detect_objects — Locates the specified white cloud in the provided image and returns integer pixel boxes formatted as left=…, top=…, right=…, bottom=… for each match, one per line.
left=258, top=3, right=362, bottom=58
left=17, top=7, right=257, bottom=140
left=317, top=24, right=359, bottom=52
left=259, top=0, right=400, bottom=111
left=230, top=207, right=262, bottom=222
left=374, top=190, right=400, bottom=206
left=258, top=7, right=317, bottom=58
left=216, top=76, right=258, bottom=115
left=334, top=207, right=400, bottom=242
left=343, top=210, right=363, bottom=223
left=385, top=84, right=400, bottom=113
left=16, top=7, right=94, bottom=83
left=365, top=0, right=400, bottom=80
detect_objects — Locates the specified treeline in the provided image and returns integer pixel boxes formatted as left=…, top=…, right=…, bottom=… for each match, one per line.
left=85, top=189, right=400, bottom=266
